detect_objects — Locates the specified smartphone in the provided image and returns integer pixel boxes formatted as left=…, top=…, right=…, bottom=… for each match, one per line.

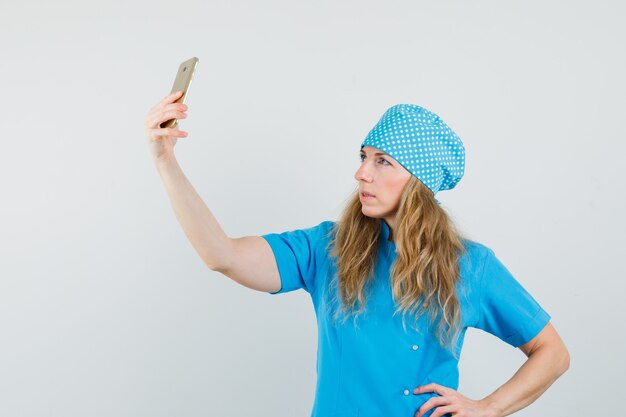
left=160, top=57, right=199, bottom=129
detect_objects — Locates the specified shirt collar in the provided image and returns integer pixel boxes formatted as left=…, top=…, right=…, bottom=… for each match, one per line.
left=380, top=219, right=396, bottom=256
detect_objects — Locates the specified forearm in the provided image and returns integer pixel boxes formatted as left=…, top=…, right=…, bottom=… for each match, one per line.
left=480, top=345, right=569, bottom=417
left=155, top=157, right=232, bottom=271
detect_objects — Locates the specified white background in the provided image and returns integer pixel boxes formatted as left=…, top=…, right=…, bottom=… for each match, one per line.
left=1, top=1, right=624, bottom=416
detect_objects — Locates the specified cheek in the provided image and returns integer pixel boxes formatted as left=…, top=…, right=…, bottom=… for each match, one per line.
left=389, top=181, right=409, bottom=200
left=376, top=175, right=410, bottom=202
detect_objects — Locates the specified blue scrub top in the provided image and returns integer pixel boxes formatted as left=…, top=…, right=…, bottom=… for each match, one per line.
left=261, top=219, right=551, bottom=417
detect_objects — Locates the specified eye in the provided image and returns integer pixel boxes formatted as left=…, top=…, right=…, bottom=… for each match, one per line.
left=359, top=154, right=391, bottom=165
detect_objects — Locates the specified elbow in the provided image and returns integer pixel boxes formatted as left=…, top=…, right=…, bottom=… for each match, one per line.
left=206, top=258, right=228, bottom=274
left=533, top=338, right=570, bottom=378
left=204, top=239, right=235, bottom=274
left=559, top=345, right=571, bottom=375
left=548, top=340, right=570, bottom=377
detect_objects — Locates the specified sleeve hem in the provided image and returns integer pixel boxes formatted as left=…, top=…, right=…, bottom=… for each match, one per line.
left=261, top=234, right=291, bottom=295
left=504, top=307, right=552, bottom=348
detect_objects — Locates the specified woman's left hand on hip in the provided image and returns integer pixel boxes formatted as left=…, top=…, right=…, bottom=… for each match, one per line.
left=413, top=383, right=495, bottom=417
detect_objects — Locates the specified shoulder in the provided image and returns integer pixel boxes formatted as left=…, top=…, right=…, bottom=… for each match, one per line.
left=459, top=238, right=493, bottom=274
left=304, top=220, right=337, bottom=242
left=457, top=238, right=504, bottom=294
left=318, top=219, right=337, bottom=235
left=262, top=219, right=337, bottom=252
left=455, top=239, right=497, bottom=316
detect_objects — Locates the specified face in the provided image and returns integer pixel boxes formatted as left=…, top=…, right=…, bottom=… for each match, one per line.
left=355, top=146, right=412, bottom=231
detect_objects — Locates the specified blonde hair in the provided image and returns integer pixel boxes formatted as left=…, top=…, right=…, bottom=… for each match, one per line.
left=325, top=176, right=468, bottom=353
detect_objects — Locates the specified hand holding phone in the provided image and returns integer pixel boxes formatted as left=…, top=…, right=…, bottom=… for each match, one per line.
left=144, top=57, right=199, bottom=164
left=160, top=57, right=199, bottom=128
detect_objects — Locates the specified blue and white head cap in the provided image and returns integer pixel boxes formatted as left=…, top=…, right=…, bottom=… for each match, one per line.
left=360, top=104, right=465, bottom=205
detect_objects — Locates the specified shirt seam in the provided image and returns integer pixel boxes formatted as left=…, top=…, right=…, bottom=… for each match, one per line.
left=312, top=222, right=336, bottom=300
left=477, top=248, right=492, bottom=328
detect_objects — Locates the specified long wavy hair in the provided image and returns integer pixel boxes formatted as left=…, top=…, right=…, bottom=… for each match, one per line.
left=325, top=175, right=468, bottom=353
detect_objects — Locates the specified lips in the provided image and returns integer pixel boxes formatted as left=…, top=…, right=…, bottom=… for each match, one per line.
left=361, top=191, right=375, bottom=197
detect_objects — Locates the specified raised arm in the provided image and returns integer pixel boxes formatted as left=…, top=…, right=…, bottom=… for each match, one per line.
left=144, top=91, right=281, bottom=293
left=221, top=236, right=281, bottom=293
left=155, top=159, right=281, bottom=293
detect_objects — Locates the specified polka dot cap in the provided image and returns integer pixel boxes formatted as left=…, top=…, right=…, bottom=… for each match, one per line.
left=360, top=104, right=465, bottom=203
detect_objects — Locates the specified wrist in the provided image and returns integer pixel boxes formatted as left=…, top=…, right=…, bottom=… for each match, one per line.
left=478, top=398, right=503, bottom=417
left=155, top=155, right=179, bottom=172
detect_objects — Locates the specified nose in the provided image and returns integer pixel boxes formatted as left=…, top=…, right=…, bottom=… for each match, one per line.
left=354, top=162, right=372, bottom=182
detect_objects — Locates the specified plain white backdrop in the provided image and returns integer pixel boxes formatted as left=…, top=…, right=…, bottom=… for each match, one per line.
left=1, top=1, right=624, bottom=416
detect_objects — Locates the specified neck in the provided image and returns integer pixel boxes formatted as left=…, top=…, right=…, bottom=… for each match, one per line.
left=383, top=217, right=395, bottom=243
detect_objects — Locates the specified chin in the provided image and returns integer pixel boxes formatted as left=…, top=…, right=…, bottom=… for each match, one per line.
left=360, top=208, right=383, bottom=219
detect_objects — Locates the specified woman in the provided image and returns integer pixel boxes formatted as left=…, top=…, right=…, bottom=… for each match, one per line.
left=144, top=92, right=570, bottom=417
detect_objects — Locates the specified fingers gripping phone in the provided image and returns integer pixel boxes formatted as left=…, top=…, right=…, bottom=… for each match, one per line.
left=160, top=57, right=199, bottom=129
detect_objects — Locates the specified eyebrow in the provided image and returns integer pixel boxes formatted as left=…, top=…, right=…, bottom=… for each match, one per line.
left=360, top=150, right=389, bottom=156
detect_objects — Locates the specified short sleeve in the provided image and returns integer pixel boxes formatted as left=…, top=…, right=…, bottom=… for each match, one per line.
left=260, top=220, right=334, bottom=295
left=474, top=248, right=551, bottom=347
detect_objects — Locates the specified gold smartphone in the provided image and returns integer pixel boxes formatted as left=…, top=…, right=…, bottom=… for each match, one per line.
left=160, top=57, right=199, bottom=129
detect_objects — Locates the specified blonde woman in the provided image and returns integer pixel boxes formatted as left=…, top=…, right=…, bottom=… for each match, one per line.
left=144, top=93, right=570, bottom=417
